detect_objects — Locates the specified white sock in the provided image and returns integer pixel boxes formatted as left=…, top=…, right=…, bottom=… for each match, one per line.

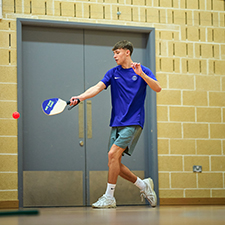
left=105, top=183, right=116, bottom=199
left=134, top=177, right=146, bottom=190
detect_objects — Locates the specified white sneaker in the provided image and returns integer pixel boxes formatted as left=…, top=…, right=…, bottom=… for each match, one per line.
left=140, top=178, right=157, bottom=207
left=92, top=194, right=116, bottom=208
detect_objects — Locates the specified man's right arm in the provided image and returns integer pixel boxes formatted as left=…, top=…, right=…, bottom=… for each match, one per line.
left=70, top=81, right=106, bottom=105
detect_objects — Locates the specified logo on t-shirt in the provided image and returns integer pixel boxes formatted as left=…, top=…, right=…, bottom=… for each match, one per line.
left=114, top=77, right=120, bottom=79
left=132, top=75, right=137, bottom=81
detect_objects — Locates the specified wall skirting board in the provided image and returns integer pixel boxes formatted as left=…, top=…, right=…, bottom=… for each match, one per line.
left=0, top=201, right=19, bottom=209
left=160, top=198, right=225, bottom=206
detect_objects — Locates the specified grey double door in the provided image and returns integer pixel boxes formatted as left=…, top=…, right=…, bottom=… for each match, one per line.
left=20, top=24, right=150, bottom=207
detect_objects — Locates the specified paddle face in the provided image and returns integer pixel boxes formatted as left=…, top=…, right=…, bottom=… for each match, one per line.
left=42, top=98, right=67, bottom=115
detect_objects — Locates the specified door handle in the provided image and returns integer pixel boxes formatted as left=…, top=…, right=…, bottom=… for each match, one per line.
left=87, top=100, right=92, bottom=139
left=78, top=101, right=84, bottom=138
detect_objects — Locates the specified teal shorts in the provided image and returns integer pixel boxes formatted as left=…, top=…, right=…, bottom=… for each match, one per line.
left=108, top=125, right=143, bottom=156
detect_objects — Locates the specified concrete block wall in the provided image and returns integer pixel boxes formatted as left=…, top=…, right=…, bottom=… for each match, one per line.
left=0, top=0, right=224, bottom=202
left=156, top=0, right=225, bottom=198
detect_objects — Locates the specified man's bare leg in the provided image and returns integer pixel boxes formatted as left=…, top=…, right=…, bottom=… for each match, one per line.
left=107, top=144, right=125, bottom=184
left=107, top=144, right=142, bottom=185
left=119, top=163, right=137, bottom=183
left=92, top=144, right=124, bottom=208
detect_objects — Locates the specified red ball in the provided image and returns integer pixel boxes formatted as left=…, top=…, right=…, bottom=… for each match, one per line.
left=12, top=111, right=20, bottom=119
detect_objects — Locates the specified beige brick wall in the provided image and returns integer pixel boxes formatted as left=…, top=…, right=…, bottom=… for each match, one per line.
left=0, top=0, right=224, bottom=201
left=156, top=0, right=225, bottom=199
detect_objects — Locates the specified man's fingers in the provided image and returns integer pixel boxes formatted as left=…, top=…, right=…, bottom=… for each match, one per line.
left=131, top=62, right=140, bottom=69
left=70, top=97, right=77, bottom=105
left=72, top=99, right=78, bottom=105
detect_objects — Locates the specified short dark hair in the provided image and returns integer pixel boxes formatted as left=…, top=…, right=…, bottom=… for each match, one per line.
left=112, top=40, right=133, bottom=56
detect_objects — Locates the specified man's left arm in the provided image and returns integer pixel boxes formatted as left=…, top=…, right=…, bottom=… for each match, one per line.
left=131, top=62, right=161, bottom=93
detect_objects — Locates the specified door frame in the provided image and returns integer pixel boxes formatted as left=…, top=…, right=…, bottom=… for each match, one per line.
left=17, top=18, right=159, bottom=207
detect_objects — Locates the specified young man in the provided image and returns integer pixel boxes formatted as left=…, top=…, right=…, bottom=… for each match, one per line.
left=70, top=40, right=161, bottom=208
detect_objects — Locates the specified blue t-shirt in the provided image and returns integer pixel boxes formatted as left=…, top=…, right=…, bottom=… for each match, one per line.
left=101, top=65, right=157, bottom=129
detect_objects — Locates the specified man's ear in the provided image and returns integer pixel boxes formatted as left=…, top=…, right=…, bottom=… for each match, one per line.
left=126, top=49, right=130, bottom=56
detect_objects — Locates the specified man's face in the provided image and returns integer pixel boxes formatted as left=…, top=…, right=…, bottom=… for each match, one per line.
left=113, top=48, right=130, bottom=65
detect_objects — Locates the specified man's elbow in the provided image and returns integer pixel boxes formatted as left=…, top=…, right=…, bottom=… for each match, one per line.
left=156, top=87, right=162, bottom=93
left=154, top=83, right=162, bottom=93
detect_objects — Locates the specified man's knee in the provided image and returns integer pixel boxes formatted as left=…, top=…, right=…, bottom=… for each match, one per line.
left=108, top=144, right=124, bottom=163
left=108, top=149, right=118, bottom=164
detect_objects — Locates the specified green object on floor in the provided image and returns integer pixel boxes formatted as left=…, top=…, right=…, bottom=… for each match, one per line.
left=0, top=209, right=39, bottom=216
